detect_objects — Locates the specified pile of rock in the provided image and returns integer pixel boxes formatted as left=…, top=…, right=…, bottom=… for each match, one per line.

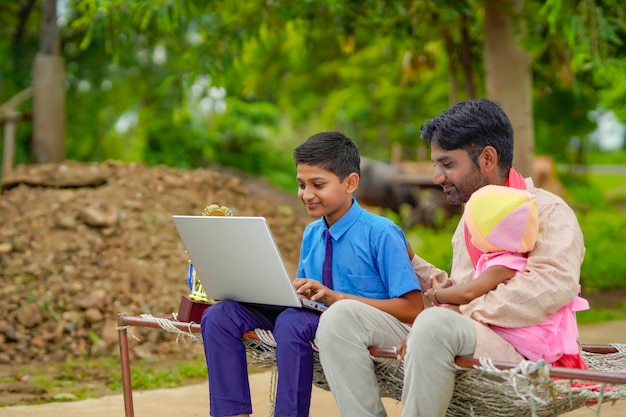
left=0, top=161, right=309, bottom=364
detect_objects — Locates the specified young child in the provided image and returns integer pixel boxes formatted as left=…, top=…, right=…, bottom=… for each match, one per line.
left=201, top=131, right=423, bottom=417
left=425, top=185, right=588, bottom=368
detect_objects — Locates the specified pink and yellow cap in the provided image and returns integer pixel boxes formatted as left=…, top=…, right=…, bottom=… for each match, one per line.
left=464, top=185, right=538, bottom=254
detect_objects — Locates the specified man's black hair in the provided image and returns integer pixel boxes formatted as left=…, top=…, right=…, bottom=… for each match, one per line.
left=420, top=98, right=514, bottom=175
left=293, top=131, right=361, bottom=181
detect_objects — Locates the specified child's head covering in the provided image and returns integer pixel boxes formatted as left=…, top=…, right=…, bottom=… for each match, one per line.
left=464, top=185, right=538, bottom=254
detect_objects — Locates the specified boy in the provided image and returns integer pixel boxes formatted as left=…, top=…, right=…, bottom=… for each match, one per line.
left=200, top=131, right=423, bottom=417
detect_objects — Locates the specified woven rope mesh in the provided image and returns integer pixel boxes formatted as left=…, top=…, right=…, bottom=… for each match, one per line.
left=243, top=338, right=626, bottom=417
left=146, top=316, right=626, bottom=417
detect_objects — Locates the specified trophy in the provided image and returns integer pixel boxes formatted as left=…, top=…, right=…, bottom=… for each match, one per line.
left=177, top=204, right=233, bottom=322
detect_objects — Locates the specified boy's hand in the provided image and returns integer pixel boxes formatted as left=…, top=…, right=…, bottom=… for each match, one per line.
left=293, top=278, right=342, bottom=306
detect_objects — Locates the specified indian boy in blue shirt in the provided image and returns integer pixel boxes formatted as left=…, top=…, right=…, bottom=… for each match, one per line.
left=200, top=131, right=423, bottom=417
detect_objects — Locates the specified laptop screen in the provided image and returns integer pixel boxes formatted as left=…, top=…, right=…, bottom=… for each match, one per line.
left=172, top=215, right=306, bottom=308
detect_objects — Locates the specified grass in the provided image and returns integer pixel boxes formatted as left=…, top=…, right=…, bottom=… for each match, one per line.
left=0, top=353, right=276, bottom=406
left=0, top=355, right=211, bottom=405
left=578, top=307, right=626, bottom=324
left=106, top=356, right=209, bottom=391
left=0, top=357, right=118, bottom=404
left=586, top=149, right=626, bottom=165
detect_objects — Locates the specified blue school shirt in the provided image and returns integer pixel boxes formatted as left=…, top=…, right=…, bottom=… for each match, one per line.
left=296, top=199, right=421, bottom=299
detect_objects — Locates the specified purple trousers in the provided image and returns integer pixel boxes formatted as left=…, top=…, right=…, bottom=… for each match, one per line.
left=201, top=300, right=321, bottom=417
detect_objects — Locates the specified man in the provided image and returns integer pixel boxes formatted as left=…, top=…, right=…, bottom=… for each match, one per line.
left=315, top=99, right=585, bottom=417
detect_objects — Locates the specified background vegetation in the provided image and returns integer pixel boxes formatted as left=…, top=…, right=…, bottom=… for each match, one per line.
left=2, top=1, right=625, bottom=169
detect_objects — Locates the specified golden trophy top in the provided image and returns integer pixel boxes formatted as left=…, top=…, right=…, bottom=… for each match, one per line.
left=202, top=204, right=233, bottom=217
left=187, top=204, right=233, bottom=302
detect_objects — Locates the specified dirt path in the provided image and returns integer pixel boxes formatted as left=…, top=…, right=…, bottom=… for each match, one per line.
left=1, top=372, right=623, bottom=417
left=2, top=320, right=625, bottom=417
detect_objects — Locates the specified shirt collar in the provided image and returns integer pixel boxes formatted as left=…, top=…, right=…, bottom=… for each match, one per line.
left=324, top=198, right=362, bottom=240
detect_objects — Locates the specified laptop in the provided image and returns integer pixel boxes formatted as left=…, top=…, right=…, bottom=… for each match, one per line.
left=172, top=215, right=327, bottom=313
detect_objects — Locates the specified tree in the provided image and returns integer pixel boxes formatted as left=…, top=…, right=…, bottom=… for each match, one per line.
left=484, top=0, right=534, bottom=176
left=7, top=0, right=624, bottom=176
left=32, top=0, right=65, bottom=163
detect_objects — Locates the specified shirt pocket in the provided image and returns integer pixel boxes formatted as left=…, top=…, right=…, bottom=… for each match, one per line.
left=342, top=274, right=387, bottom=299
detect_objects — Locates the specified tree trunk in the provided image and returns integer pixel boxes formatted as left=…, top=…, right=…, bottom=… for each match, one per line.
left=442, top=29, right=459, bottom=105
left=32, top=0, right=65, bottom=163
left=483, top=0, right=534, bottom=177
left=459, top=14, right=476, bottom=99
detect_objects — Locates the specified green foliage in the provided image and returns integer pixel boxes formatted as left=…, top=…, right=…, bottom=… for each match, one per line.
left=586, top=150, right=626, bottom=165
left=533, top=89, right=596, bottom=163
left=577, top=306, right=626, bottom=324
left=578, top=207, right=626, bottom=290
left=528, top=0, right=626, bottom=74
left=597, top=66, right=626, bottom=126
left=561, top=176, right=610, bottom=210
left=55, top=0, right=458, bottom=174
left=0, top=3, right=40, bottom=101
left=405, top=220, right=457, bottom=273
left=550, top=171, right=626, bottom=291
left=6, top=0, right=626, bottom=179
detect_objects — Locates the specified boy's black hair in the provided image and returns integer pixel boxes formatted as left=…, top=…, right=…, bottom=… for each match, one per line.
left=293, top=131, right=361, bottom=181
left=420, top=98, right=514, bottom=176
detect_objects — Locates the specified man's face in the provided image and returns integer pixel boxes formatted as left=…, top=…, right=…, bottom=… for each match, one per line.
left=430, top=143, right=489, bottom=205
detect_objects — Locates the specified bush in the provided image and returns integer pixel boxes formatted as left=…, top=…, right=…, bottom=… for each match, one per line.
left=578, top=209, right=626, bottom=290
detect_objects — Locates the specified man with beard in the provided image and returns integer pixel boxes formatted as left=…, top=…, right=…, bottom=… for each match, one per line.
left=315, top=98, right=585, bottom=417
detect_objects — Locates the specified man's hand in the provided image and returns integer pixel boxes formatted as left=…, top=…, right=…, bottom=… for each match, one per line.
left=293, top=278, right=343, bottom=306
left=396, top=338, right=407, bottom=360
left=423, top=277, right=442, bottom=305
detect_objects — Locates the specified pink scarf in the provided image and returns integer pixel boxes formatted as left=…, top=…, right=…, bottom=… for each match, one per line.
left=464, top=168, right=526, bottom=267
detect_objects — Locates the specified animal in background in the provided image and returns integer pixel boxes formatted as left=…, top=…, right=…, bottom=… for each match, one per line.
left=533, top=156, right=566, bottom=198
left=354, top=156, right=418, bottom=214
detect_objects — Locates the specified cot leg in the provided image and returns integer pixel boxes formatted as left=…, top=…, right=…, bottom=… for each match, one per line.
left=118, top=325, right=135, bottom=417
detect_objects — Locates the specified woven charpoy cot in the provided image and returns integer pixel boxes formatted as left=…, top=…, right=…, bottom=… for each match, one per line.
left=146, top=314, right=626, bottom=417
left=167, top=205, right=626, bottom=416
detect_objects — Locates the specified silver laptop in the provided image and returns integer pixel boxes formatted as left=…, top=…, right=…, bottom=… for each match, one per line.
left=172, top=215, right=327, bottom=313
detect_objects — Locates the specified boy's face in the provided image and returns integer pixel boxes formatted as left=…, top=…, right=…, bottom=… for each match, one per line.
left=296, top=163, right=356, bottom=226
left=431, top=143, right=489, bottom=205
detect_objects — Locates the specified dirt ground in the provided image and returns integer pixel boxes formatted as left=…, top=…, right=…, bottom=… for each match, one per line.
left=0, top=160, right=310, bottom=406
left=3, top=378, right=625, bottom=417
left=0, top=161, right=309, bottom=354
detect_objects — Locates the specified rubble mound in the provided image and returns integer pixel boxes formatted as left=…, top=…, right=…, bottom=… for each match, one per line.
left=0, top=161, right=309, bottom=364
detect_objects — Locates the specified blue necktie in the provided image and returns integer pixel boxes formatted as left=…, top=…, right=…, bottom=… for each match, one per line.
left=322, top=229, right=333, bottom=289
